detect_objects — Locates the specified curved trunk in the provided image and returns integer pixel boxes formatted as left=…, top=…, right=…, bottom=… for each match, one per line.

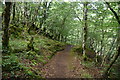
left=103, top=2, right=120, bottom=78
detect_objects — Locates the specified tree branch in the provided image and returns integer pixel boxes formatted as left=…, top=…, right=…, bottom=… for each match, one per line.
left=105, top=2, right=120, bottom=24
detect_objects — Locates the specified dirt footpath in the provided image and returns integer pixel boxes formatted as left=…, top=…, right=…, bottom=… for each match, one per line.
left=40, top=45, right=101, bottom=78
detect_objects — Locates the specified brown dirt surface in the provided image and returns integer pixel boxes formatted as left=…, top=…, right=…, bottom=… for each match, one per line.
left=40, top=45, right=101, bottom=78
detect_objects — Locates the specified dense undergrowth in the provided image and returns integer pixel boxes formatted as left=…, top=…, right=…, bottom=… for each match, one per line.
left=71, top=46, right=97, bottom=61
left=71, top=46, right=101, bottom=78
left=71, top=46, right=120, bottom=78
left=2, top=34, right=66, bottom=79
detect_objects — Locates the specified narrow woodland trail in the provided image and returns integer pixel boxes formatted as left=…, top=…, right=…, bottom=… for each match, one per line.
left=41, top=45, right=101, bottom=78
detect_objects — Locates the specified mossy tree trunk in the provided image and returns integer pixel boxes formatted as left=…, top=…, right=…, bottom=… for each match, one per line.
left=27, top=36, right=34, bottom=51
left=2, top=2, right=12, bottom=53
left=82, top=2, right=88, bottom=60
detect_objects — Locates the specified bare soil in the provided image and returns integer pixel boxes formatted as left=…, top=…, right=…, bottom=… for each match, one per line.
left=40, top=45, right=101, bottom=78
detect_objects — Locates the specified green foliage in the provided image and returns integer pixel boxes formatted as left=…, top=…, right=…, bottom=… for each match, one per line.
left=81, top=73, right=92, bottom=78
left=47, top=41, right=65, bottom=53
left=23, top=66, right=42, bottom=79
left=2, top=53, right=43, bottom=79
left=24, top=50, right=47, bottom=64
left=109, top=57, right=120, bottom=78
left=72, top=46, right=96, bottom=60
left=2, top=54, right=21, bottom=72
left=81, top=61, right=95, bottom=68
left=2, top=54, right=25, bottom=79
left=25, top=51, right=36, bottom=60
left=34, top=35, right=65, bottom=54
left=3, top=32, right=66, bottom=78
left=72, top=46, right=83, bottom=54
left=9, top=24, right=24, bottom=38
left=9, top=39, right=28, bottom=53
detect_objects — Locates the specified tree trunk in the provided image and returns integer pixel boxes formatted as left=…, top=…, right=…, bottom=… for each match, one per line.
left=12, top=3, right=15, bottom=21
left=102, top=2, right=120, bottom=77
left=2, top=2, right=12, bottom=53
left=82, top=2, right=88, bottom=60
left=27, top=36, right=34, bottom=51
left=102, top=47, right=120, bottom=78
left=106, top=38, right=116, bottom=63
